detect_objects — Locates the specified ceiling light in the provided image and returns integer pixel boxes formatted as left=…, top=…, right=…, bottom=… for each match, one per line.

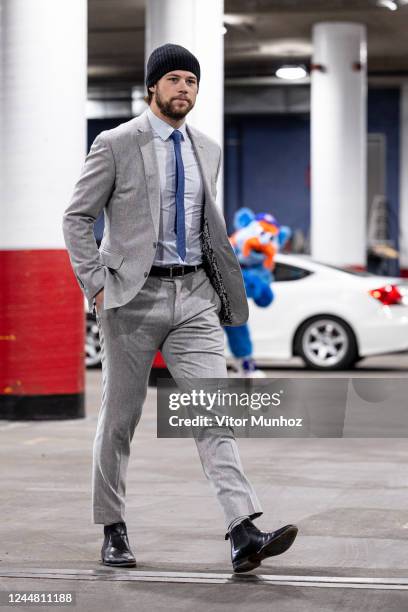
left=376, top=0, right=398, bottom=9
left=260, top=39, right=313, bottom=57
left=276, top=65, right=307, bottom=81
left=223, top=14, right=255, bottom=26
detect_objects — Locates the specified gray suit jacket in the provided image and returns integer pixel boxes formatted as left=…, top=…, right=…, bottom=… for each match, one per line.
left=62, top=111, right=249, bottom=326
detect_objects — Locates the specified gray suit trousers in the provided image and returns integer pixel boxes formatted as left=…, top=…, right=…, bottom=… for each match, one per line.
left=92, top=267, right=263, bottom=528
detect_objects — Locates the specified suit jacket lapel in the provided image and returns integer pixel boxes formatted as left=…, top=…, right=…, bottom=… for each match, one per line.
left=186, top=125, right=214, bottom=215
left=133, top=113, right=160, bottom=241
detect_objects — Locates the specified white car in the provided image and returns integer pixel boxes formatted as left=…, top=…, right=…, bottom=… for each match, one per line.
left=236, top=254, right=408, bottom=370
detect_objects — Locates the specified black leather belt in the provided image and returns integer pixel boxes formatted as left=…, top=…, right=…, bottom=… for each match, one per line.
left=149, top=264, right=203, bottom=277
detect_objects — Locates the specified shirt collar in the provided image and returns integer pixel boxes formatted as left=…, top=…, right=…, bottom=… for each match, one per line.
left=147, top=106, right=187, bottom=142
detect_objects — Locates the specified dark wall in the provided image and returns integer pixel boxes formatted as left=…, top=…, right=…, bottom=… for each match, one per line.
left=224, top=114, right=310, bottom=234
left=87, top=118, right=126, bottom=150
left=224, top=88, right=401, bottom=249
left=367, top=89, right=400, bottom=252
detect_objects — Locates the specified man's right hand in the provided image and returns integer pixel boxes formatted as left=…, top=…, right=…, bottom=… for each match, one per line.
left=95, top=288, right=104, bottom=313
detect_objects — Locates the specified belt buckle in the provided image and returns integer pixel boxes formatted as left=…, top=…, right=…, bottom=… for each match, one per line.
left=173, top=265, right=184, bottom=277
left=169, top=266, right=181, bottom=278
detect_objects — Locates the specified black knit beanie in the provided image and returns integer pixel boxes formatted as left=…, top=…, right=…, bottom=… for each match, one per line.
left=146, top=43, right=201, bottom=89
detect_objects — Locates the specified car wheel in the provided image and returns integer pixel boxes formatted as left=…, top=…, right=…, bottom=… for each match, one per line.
left=148, top=367, right=170, bottom=386
left=294, top=316, right=358, bottom=370
left=85, top=313, right=102, bottom=368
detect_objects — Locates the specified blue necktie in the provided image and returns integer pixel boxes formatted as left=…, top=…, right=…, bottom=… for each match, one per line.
left=170, top=129, right=186, bottom=261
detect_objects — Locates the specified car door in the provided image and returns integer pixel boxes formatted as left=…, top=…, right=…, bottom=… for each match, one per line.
left=248, top=261, right=313, bottom=360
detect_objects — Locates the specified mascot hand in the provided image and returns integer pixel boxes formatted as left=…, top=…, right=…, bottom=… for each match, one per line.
left=254, top=284, right=274, bottom=307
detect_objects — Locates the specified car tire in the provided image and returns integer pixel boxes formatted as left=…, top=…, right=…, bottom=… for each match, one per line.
left=148, top=367, right=170, bottom=386
left=85, top=313, right=102, bottom=368
left=294, top=315, right=358, bottom=370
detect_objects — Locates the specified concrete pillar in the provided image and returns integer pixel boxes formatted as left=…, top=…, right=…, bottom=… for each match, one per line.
left=0, top=0, right=87, bottom=418
left=145, top=0, right=224, bottom=207
left=400, top=84, right=408, bottom=277
left=311, top=22, right=367, bottom=267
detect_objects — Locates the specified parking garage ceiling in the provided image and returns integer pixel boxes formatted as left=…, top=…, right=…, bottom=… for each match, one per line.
left=88, top=0, right=408, bottom=87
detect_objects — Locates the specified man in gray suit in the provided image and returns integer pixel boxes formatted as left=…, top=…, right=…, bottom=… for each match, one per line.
left=63, top=44, right=297, bottom=573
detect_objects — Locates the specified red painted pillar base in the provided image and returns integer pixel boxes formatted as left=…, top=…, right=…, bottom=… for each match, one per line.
left=0, top=394, right=84, bottom=420
left=0, top=250, right=85, bottom=420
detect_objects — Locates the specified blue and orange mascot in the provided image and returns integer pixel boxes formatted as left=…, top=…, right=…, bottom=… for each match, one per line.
left=225, top=207, right=291, bottom=376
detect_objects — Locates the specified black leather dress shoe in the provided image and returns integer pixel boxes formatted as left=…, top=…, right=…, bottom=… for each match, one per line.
left=101, top=522, right=136, bottom=567
left=226, top=519, right=298, bottom=573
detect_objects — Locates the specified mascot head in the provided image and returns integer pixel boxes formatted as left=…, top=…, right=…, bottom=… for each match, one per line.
left=230, top=208, right=292, bottom=269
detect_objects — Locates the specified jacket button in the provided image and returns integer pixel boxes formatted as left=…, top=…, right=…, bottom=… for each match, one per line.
left=144, top=271, right=148, bottom=277
left=153, top=242, right=157, bottom=248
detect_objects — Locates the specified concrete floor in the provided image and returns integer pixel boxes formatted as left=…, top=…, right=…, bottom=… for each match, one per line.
left=1, top=353, right=408, bottom=611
